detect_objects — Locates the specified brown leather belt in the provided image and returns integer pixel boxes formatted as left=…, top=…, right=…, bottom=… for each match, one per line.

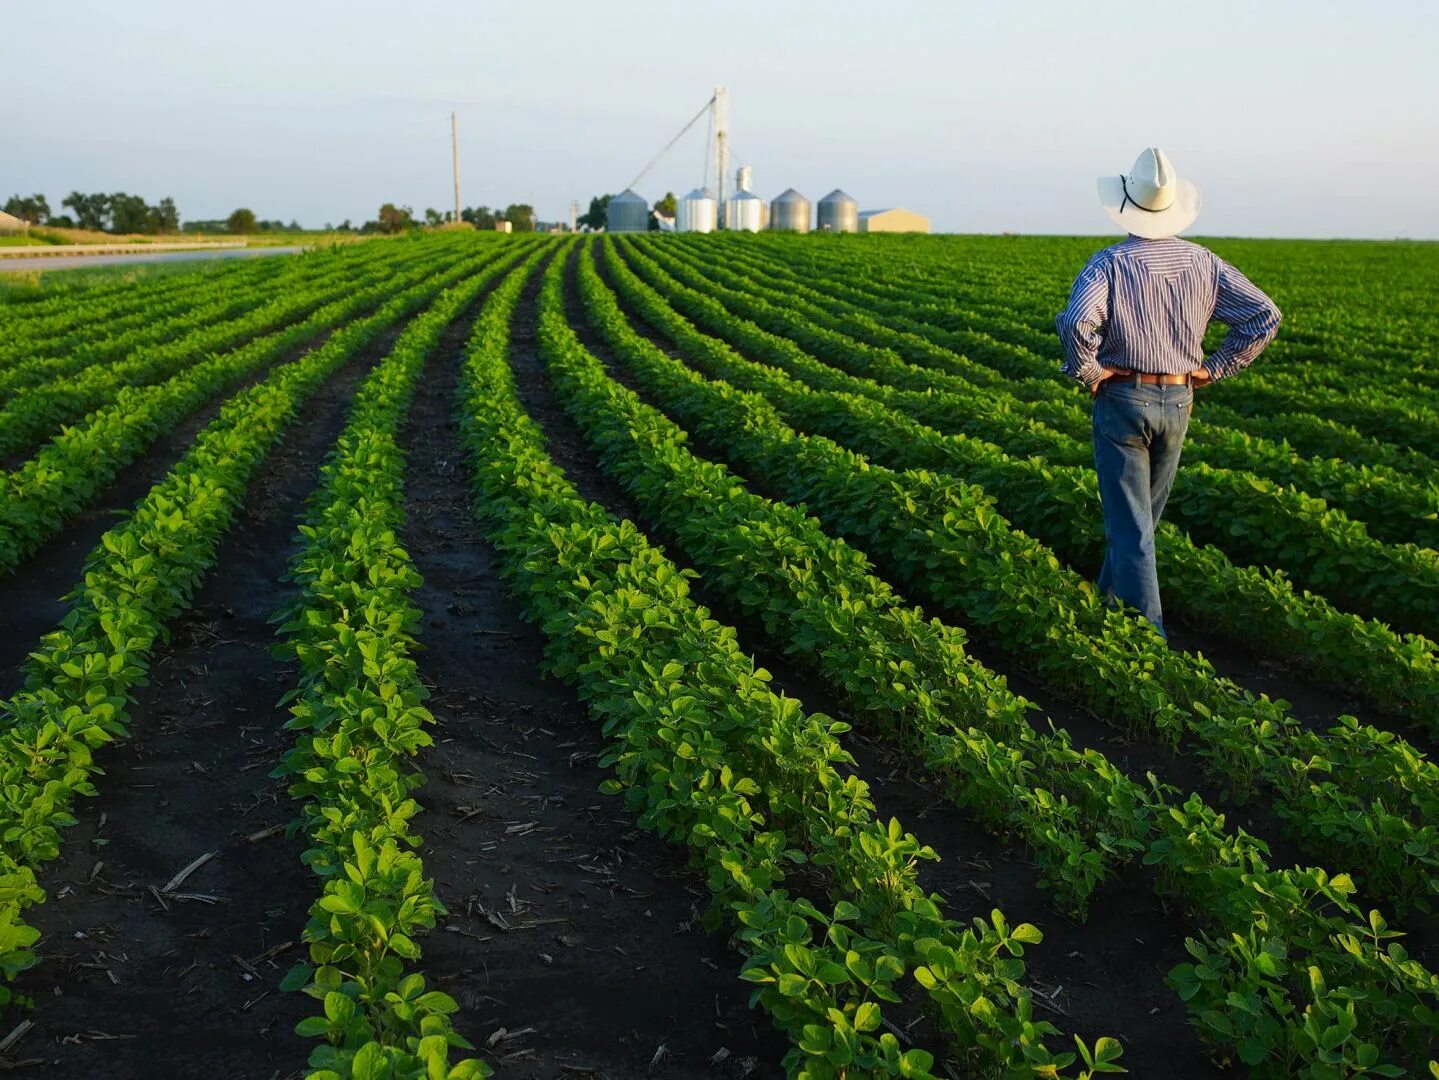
left=1108, top=369, right=1192, bottom=387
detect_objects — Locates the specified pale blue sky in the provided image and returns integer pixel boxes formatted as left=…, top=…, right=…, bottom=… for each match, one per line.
left=8, top=0, right=1438, bottom=236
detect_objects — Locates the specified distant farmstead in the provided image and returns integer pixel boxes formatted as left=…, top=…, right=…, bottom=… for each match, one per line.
left=0, top=209, right=28, bottom=234
left=858, top=208, right=931, bottom=234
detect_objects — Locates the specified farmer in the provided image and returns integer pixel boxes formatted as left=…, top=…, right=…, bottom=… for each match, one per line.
left=1056, top=147, right=1281, bottom=640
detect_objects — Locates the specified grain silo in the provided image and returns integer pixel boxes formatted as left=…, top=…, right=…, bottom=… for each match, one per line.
left=817, top=189, right=859, bottom=233
left=606, top=189, right=650, bottom=233
left=726, top=190, right=764, bottom=232
left=677, top=188, right=718, bottom=233
left=770, top=188, right=811, bottom=232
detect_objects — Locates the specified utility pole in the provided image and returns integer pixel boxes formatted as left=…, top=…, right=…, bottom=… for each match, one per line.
left=713, top=86, right=729, bottom=229
left=451, top=111, right=462, bottom=225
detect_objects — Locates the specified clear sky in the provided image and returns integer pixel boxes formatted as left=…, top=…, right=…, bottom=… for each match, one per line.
left=8, top=0, right=1438, bottom=237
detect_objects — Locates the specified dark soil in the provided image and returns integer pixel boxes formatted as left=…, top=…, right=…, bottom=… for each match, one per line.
left=0, top=245, right=458, bottom=672
left=0, top=321, right=362, bottom=688
left=547, top=243, right=1227, bottom=1076
left=600, top=241, right=1439, bottom=974
left=1, top=238, right=1425, bottom=1079
left=1, top=318, right=408, bottom=1077
left=384, top=256, right=787, bottom=1080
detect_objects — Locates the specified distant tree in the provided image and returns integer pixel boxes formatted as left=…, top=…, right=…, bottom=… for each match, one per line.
left=577, top=194, right=612, bottom=231
left=227, top=207, right=257, bottom=234
left=501, top=203, right=535, bottom=232
left=47, top=214, right=76, bottom=229
left=287, top=219, right=302, bottom=231
left=63, top=191, right=111, bottom=231
left=146, top=196, right=180, bottom=234
left=460, top=205, right=496, bottom=230
left=3, top=194, right=50, bottom=224
left=376, top=203, right=414, bottom=234
left=108, top=192, right=151, bottom=234
left=654, top=192, right=677, bottom=218
left=336, top=219, right=353, bottom=232
left=423, top=207, right=444, bottom=226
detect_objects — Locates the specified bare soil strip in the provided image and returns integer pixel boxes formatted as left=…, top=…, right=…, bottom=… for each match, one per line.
left=4, top=321, right=405, bottom=1078
left=0, top=321, right=360, bottom=685
left=386, top=261, right=788, bottom=1079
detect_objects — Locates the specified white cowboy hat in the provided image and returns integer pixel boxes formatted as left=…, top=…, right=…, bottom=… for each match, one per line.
left=1097, top=147, right=1202, bottom=239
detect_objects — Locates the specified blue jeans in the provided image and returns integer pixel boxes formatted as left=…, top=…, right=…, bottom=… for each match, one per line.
left=1092, top=380, right=1193, bottom=638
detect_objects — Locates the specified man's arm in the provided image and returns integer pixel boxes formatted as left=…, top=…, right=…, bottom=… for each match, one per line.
left=1202, top=257, right=1282, bottom=382
left=1055, top=258, right=1111, bottom=390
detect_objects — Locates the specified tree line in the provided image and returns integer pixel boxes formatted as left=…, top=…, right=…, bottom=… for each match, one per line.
left=5, top=192, right=550, bottom=237
left=5, top=192, right=179, bottom=234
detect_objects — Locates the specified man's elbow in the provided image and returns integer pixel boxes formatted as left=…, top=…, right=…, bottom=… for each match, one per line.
left=1261, top=302, right=1283, bottom=344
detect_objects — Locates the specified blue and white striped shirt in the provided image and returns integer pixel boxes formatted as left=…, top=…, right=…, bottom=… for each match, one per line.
left=1055, top=236, right=1282, bottom=387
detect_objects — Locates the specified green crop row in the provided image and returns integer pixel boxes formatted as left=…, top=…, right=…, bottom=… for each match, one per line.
left=0, top=241, right=495, bottom=581
left=270, top=248, right=526, bottom=1079
left=598, top=237, right=1439, bottom=917
left=673, top=236, right=1439, bottom=554
left=0, top=243, right=428, bottom=403
left=462, top=246, right=1125, bottom=1079
left=0, top=253, right=292, bottom=357
left=725, top=235, right=1439, bottom=484
left=623, top=239, right=1439, bottom=726
left=0, top=255, right=291, bottom=382
left=0, top=240, right=439, bottom=460
left=570, top=238, right=1439, bottom=1075
left=0, top=245, right=467, bottom=1018
left=637, top=238, right=1439, bottom=640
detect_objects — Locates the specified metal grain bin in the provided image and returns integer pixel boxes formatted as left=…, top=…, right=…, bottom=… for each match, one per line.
left=677, top=187, right=718, bottom=233
left=607, top=188, right=650, bottom=233
left=770, top=188, right=811, bottom=233
left=817, top=189, right=859, bottom=233
left=735, top=164, right=754, bottom=193
left=726, top=190, right=764, bottom=232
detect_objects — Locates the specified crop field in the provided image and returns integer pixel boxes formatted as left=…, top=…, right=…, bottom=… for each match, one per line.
left=1, top=230, right=1438, bottom=1079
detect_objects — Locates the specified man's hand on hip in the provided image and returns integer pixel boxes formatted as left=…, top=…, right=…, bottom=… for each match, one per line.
left=1088, top=366, right=1127, bottom=397
left=1191, top=367, right=1215, bottom=388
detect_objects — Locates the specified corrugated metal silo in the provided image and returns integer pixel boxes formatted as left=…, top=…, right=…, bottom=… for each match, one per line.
left=817, top=189, right=859, bottom=233
left=726, top=190, right=764, bottom=233
left=677, top=188, right=718, bottom=233
left=770, top=188, right=812, bottom=233
left=607, top=189, right=650, bottom=233
left=735, top=164, right=754, bottom=193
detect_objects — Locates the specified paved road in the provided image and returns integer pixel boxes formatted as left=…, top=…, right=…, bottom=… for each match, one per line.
left=0, top=246, right=303, bottom=273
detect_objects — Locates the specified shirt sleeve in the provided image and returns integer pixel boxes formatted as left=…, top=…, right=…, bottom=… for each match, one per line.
left=1205, top=257, right=1282, bottom=381
left=1055, top=257, right=1109, bottom=387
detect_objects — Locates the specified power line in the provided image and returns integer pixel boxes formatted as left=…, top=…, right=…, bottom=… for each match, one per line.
left=625, top=94, right=715, bottom=193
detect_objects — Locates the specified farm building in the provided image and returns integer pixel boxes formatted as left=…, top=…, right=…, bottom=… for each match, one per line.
left=0, top=209, right=29, bottom=234
left=858, top=208, right=931, bottom=233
